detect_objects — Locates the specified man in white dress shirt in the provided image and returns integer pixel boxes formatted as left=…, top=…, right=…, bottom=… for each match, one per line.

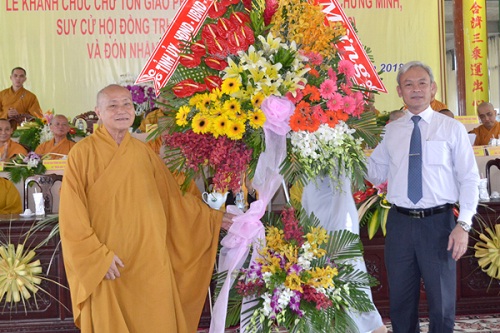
left=367, top=61, right=479, bottom=333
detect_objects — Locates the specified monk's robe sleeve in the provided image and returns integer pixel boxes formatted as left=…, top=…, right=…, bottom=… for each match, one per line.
left=0, top=179, right=22, bottom=214
left=59, top=148, right=115, bottom=327
left=151, top=152, right=223, bottom=332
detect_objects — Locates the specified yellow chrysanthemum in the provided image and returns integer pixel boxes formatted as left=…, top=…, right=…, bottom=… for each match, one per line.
left=223, top=98, right=242, bottom=115
left=221, top=77, right=241, bottom=95
left=212, top=115, right=229, bottom=138
left=226, top=120, right=245, bottom=140
left=251, top=93, right=266, bottom=108
left=474, top=224, right=500, bottom=279
left=248, top=109, right=266, bottom=129
left=191, top=113, right=211, bottom=134
left=195, top=93, right=213, bottom=113
left=285, top=273, right=303, bottom=292
left=176, top=105, right=190, bottom=126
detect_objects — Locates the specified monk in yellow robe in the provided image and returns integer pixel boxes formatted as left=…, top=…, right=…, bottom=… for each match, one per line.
left=470, top=102, right=500, bottom=145
left=59, top=84, right=234, bottom=333
left=0, top=67, right=42, bottom=119
left=0, top=119, right=28, bottom=161
left=35, top=115, right=75, bottom=159
left=0, top=177, right=22, bottom=214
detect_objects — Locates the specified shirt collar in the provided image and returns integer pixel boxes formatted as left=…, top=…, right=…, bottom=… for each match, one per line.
left=405, top=106, right=434, bottom=124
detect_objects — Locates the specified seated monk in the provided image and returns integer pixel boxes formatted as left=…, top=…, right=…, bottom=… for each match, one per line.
left=0, top=177, right=22, bottom=214
left=0, top=118, right=28, bottom=161
left=469, top=102, right=500, bottom=145
left=35, top=114, right=76, bottom=159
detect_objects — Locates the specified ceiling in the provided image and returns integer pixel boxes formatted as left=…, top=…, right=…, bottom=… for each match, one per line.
left=445, top=0, right=500, bottom=51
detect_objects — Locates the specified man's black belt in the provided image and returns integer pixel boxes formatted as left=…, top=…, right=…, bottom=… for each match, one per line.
left=393, top=203, right=453, bottom=219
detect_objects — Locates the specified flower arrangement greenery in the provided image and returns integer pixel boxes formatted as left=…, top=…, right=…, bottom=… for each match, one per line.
left=156, top=0, right=381, bottom=193
left=353, top=181, right=390, bottom=239
left=219, top=204, right=376, bottom=332
left=12, top=111, right=86, bottom=151
left=3, top=152, right=47, bottom=184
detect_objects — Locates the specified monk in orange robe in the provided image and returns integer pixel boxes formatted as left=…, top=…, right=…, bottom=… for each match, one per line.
left=35, top=115, right=75, bottom=159
left=0, top=177, right=22, bottom=214
left=430, top=97, right=447, bottom=111
left=59, top=84, right=234, bottom=333
left=470, top=102, right=500, bottom=145
left=0, top=118, right=28, bottom=161
left=0, top=67, right=43, bottom=119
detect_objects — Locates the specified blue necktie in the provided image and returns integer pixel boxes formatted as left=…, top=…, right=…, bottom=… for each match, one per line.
left=408, top=116, right=422, bottom=204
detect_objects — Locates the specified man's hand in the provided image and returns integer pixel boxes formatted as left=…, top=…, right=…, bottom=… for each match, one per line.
left=447, top=224, right=469, bottom=261
left=221, top=212, right=235, bottom=231
left=7, top=108, right=19, bottom=117
left=104, top=255, right=124, bottom=280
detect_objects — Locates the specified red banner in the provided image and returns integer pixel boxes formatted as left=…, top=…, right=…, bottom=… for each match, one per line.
left=317, top=0, right=387, bottom=93
left=135, top=0, right=214, bottom=96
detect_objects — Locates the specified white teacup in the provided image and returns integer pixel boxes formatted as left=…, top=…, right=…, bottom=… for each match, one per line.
left=202, top=191, right=229, bottom=210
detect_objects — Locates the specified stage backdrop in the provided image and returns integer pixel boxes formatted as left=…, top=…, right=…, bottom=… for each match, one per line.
left=0, top=0, right=444, bottom=119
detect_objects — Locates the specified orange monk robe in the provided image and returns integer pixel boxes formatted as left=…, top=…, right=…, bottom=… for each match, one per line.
left=470, top=122, right=500, bottom=146
left=139, top=109, right=164, bottom=133
left=59, top=127, right=222, bottom=333
left=146, top=136, right=162, bottom=156
left=0, top=87, right=43, bottom=118
left=0, top=178, right=22, bottom=214
left=0, top=139, right=28, bottom=161
left=35, top=137, right=76, bottom=159
left=430, top=99, right=447, bottom=111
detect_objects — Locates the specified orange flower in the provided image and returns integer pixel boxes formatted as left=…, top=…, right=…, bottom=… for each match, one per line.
left=325, top=110, right=338, bottom=127
left=303, top=84, right=320, bottom=102
left=296, top=100, right=312, bottom=115
left=304, top=116, right=320, bottom=132
left=290, top=113, right=307, bottom=131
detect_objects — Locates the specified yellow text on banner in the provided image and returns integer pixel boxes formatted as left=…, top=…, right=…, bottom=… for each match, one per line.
left=463, top=0, right=489, bottom=115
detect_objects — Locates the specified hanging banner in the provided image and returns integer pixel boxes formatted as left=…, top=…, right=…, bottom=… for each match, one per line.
left=317, top=0, right=387, bottom=93
left=138, top=0, right=386, bottom=96
left=135, top=0, right=214, bottom=96
left=463, top=0, right=489, bottom=115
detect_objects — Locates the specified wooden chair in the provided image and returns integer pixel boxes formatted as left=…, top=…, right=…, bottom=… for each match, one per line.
left=24, top=174, right=63, bottom=214
left=72, top=111, right=99, bottom=134
left=486, top=158, right=500, bottom=195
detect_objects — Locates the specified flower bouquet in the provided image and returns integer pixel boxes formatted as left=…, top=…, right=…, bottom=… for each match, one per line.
left=3, top=152, right=47, bottom=183
left=223, top=205, right=377, bottom=332
left=12, top=111, right=86, bottom=151
left=353, top=181, right=390, bottom=239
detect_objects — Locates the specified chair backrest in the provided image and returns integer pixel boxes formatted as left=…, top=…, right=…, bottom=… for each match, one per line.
left=73, top=111, right=99, bottom=134
left=24, top=174, right=63, bottom=214
left=485, top=158, right=500, bottom=195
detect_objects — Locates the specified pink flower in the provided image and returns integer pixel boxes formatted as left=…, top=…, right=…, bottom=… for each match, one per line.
left=261, top=95, right=295, bottom=135
left=338, top=59, right=355, bottom=78
left=326, top=92, right=343, bottom=111
left=319, top=79, right=337, bottom=100
left=342, top=95, right=356, bottom=115
left=263, top=0, right=278, bottom=25
left=303, top=51, right=323, bottom=66
left=327, top=67, right=337, bottom=81
left=286, top=89, right=304, bottom=105
left=312, top=105, right=326, bottom=123
left=375, top=181, right=388, bottom=195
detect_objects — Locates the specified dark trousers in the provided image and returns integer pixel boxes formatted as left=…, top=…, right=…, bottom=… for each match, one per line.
left=385, top=207, right=456, bottom=333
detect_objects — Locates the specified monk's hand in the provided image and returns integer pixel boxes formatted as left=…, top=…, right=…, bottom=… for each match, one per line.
left=7, top=108, right=18, bottom=117
left=221, top=212, right=235, bottom=231
left=105, top=255, right=124, bottom=280
left=447, top=224, right=469, bottom=261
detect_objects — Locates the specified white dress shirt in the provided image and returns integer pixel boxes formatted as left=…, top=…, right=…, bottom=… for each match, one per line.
left=367, top=106, right=480, bottom=225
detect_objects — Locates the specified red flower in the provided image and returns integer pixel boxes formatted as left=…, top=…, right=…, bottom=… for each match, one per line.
left=207, top=0, right=228, bottom=18
left=353, top=191, right=367, bottom=204
left=229, top=12, right=250, bottom=26
left=204, top=75, right=223, bottom=91
left=263, top=0, right=279, bottom=25
left=69, top=128, right=76, bottom=135
left=172, top=79, right=206, bottom=98
left=205, top=57, right=228, bottom=70
left=216, top=17, right=235, bottom=38
left=190, top=41, right=206, bottom=56
left=179, top=53, right=202, bottom=68
left=365, top=188, right=376, bottom=197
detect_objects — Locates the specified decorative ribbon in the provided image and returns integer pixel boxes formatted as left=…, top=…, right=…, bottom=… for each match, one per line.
left=209, top=96, right=294, bottom=333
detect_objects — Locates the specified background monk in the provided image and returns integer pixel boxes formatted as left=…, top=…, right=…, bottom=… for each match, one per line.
left=0, top=67, right=43, bottom=119
left=470, top=102, right=500, bottom=145
left=59, top=84, right=233, bottom=333
left=35, top=114, right=75, bottom=159
left=0, top=177, right=22, bottom=214
left=0, top=118, right=28, bottom=161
